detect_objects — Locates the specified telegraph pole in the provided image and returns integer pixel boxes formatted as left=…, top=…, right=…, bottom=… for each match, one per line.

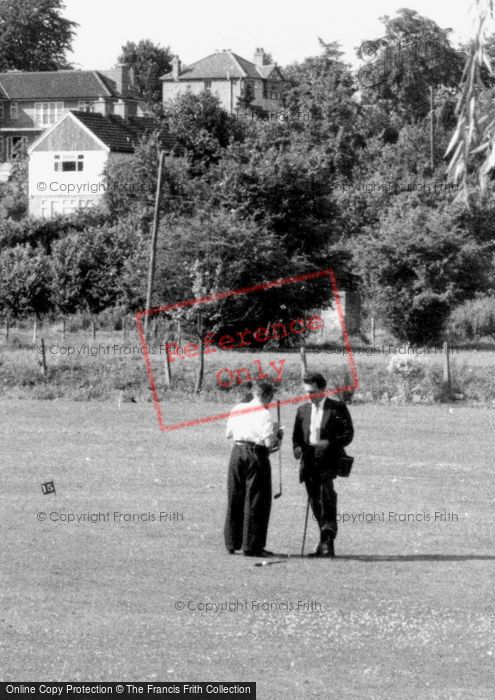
left=144, top=150, right=165, bottom=338
left=430, top=86, right=435, bottom=171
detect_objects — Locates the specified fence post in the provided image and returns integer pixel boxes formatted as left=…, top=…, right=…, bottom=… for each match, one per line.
left=371, top=316, right=376, bottom=345
left=91, top=319, right=96, bottom=340
left=123, top=316, right=127, bottom=341
left=40, top=337, right=48, bottom=376
left=33, top=317, right=38, bottom=345
left=164, top=338, right=172, bottom=387
left=443, top=341, right=451, bottom=395
left=5, top=315, right=9, bottom=343
left=300, top=346, right=307, bottom=380
left=62, top=317, right=66, bottom=341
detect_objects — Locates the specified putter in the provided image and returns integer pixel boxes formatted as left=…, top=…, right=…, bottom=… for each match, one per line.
left=274, top=400, right=282, bottom=499
left=301, top=495, right=310, bottom=556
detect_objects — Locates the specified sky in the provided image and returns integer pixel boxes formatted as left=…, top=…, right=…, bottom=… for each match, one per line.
left=62, top=0, right=486, bottom=70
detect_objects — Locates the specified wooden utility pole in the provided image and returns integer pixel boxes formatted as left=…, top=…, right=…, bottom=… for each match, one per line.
left=430, top=86, right=435, bottom=171
left=144, top=149, right=165, bottom=338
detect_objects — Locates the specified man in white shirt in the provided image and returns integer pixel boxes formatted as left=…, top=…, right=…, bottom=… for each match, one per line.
left=292, top=372, right=354, bottom=557
left=224, top=380, right=282, bottom=557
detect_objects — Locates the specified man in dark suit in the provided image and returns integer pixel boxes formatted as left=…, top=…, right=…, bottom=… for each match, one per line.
left=292, top=372, right=354, bottom=557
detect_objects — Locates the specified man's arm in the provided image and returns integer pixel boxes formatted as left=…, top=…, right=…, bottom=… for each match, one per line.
left=330, top=402, right=354, bottom=448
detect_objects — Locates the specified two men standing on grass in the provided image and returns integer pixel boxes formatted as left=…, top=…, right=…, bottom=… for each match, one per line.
left=224, top=372, right=354, bottom=558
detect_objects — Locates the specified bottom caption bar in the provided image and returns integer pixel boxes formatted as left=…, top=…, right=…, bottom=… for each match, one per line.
left=1, top=683, right=256, bottom=699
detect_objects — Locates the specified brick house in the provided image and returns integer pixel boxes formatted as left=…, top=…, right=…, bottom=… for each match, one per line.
left=27, top=110, right=172, bottom=219
left=162, top=48, right=285, bottom=116
left=0, top=65, right=146, bottom=173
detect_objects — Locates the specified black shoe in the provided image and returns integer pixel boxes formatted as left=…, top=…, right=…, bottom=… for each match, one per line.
left=320, top=539, right=335, bottom=558
left=243, top=549, right=274, bottom=557
left=226, top=548, right=236, bottom=554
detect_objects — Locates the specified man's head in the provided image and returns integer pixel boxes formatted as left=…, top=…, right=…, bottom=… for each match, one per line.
left=253, top=380, right=275, bottom=405
left=303, top=372, right=327, bottom=405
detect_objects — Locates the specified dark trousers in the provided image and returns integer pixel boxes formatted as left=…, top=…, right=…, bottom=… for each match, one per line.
left=305, top=470, right=338, bottom=540
left=224, top=443, right=272, bottom=552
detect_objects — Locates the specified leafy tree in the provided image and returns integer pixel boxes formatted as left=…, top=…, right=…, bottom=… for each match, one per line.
left=0, top=0, right=77, bottom=71
left=155, top=209, right=332, bottom=344
left=0, top=245, right=52, bottom=318
left=283, top=40, right=362, bottom=176
left=0, top=146, right=28, bottom=220
left=164, top=91, right=244, bottom=175
left=103, top=132, right=203, bottom=221
left=357, top=9, right=464, bottom=121
left=353, top=199, right=492, bottom=343
left=118, top=39, right=172, bottom=107
left=446, top=0, right=495, bottom=198
left=50, top=217, right=148, bottom=314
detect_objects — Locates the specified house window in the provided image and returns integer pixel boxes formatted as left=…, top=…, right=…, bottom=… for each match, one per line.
left=0, top=104, right=4, bottom=120
left=62, top=199, right=79, bottom=214
left=204, top=79, right=212, bottom=90
left=10, top=102, right=18, bottom=120
left=34, top=102, right=65, bottom=127
left=54, top=154, right=84, bottom=172
left=262, top=81, right=268, bottom=99
left=78, top=101, right=93, bottom=112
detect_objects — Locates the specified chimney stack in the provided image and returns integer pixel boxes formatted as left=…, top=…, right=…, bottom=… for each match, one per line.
left=172, top=55, right=181, bottom=81
left=115, top=63, right=130, bottom=96
left=253, top=48, right=266, bottom=66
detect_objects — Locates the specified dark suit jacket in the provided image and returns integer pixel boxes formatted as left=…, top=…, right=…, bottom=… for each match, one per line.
left=292, top=398, right=354, bottom=482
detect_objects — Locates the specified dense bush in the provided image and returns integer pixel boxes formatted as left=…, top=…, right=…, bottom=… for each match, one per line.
left=448, top=295, right=495, bottom=340
left=0, top=245, right=52, bottom=318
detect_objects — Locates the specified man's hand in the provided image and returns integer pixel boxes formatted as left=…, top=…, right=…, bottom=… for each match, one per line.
left=294, top=446, right=303, bottom=460
left=316, top=439, right=329, bottom=449
left=277, top=427, right=284, bottom=440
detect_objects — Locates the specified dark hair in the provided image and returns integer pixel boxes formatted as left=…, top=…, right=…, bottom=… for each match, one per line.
left=239, top=381, right=253, bottom=403
left=303, top=372, right=327, bottom=389
left=253, top=380, right=275, bottom=399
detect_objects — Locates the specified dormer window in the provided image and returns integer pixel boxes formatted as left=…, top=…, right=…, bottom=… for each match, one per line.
left=10, top=102, right=18, bottom=120
left=35, top=102, right=64, bottom=127
left=204, top=79, right=212, bottom=90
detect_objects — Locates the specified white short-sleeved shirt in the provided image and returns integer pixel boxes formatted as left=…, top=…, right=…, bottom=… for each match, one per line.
left=226, top=397, right=275, bottom=445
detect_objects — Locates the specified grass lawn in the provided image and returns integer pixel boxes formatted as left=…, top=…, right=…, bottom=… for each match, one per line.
left=1, top=399, right=494, bottom=698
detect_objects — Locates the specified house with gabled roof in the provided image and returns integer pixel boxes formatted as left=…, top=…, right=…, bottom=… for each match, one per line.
left=0, top=65, right=146, bottom=172
left=162, top=48, right=285, bottom=116
left=27, top=110, right=173, bottom=219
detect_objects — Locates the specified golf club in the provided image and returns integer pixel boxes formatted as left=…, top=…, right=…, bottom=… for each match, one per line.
left=274, top=400, right=282, bottom=499
left=301, top=495, right=310, bottom=556
left=254, top=560, right=288, bottom=567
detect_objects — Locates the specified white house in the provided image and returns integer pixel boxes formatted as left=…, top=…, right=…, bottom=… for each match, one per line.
left=162, top=48, right=285, bottom=116
left=28, top=110, right=173, bottom=218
